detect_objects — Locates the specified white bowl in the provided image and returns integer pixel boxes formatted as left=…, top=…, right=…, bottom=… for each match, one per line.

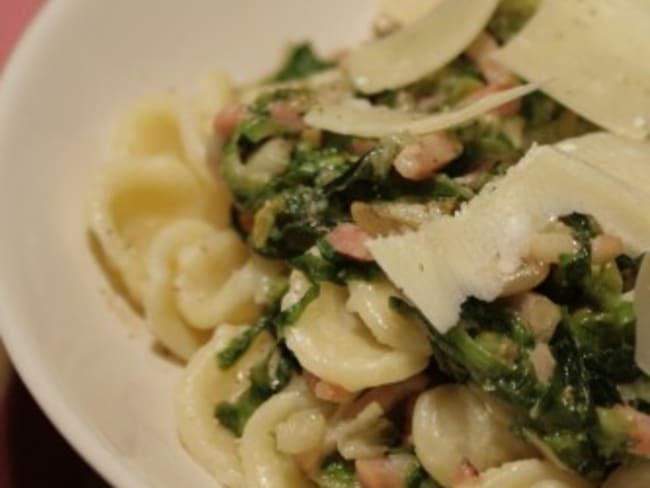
left=0, top=1, right=375, bottom=486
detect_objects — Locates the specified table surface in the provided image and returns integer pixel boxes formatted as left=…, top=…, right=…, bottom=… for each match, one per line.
left=1, top=1, right=109, bottom=486
left=0, top=0, right=45, bottom=69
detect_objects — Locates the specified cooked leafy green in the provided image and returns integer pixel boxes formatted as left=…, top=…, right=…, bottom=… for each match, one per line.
left=488, top=0, right=541, bottom=43
left=289, top=238, right=380, bottom=285
left=315, top=454, right=360, bottom=488
left=273, top=42, right=335, bottom=82
left=215, top=343, right=297, bottom=436
left=407, top=58, right=483, bottom=108
left=539, top=213, right=596, bottom=304
left=521, top=92, right=596, bottom=145
left=214, top=273, right=320, bottom=436
left=391, top=220, right=645, bottom=480
left=405, top=457, right=444, bottom=488
left=228, top=129, right=474, bottom=258
left=216, top=318, right=269, bottom=369
left=214, top=24, right=644, bottom=479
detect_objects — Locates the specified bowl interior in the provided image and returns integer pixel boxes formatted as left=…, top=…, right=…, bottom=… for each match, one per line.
left=0, top=1, right=375, bottom=486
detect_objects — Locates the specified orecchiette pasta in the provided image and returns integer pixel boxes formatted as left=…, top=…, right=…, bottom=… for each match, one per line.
left=173, top=232, right=250, bottom=328
left=412, top=384, right=536, bottom=486
left=113, top=73, right=235, bottom=188
left=457, top=459, right=594, bottom=488
left=240, top=390, right=321, bottom=488
left=275, top=409, right=328, bottom=455
left=285, top=278, right=429, bottom=391
left=144, top=218, right=282, bottom=359
left=177, top=256, right=284, bottom=329
left=328, top=402, right=392, bottom=460
left=346, top=277, right=431, bottom=355
left=175, top=324, right=274, bottom=488
left=145, top=219, right=217, bottom=360
left=379, top=0, right=442, bottom=26
left=603, top=461, right=650, bottom=488
left=89, top=156, right=219, bottom=303
left=88, top=7, right=650, bottom=486
left=112, top=95, right=194, bottom=165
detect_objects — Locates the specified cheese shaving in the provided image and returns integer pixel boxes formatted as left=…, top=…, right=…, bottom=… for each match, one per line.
left=348, top=0, right=499, bottom=94
left=493, top=0, right=650, bottom=140
left=369, top=145, right=650, bottom=332
left=378, top=0, right=443, bottom=26
left=556, top=132, right=650, bottom=195
left=304, top=82, right=540, bottom=138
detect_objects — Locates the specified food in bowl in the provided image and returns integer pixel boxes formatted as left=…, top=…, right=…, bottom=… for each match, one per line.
left=88, top=0, right=650, bottom=486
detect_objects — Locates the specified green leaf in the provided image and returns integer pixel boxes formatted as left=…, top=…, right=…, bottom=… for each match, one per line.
left=315, top=454, right=360, bottom=488
left=290, top=240, right=380, bottom=286
left=239, top=113, right=288, bottom=143
left=540, top=213, right=596, bottom=304
left=274, top=281, right=320, bottom=336
left=405, top=460, right=444, bottom=488
left=216, top=319, right=268, bottom=369
left=430, top=174, right=474, bottom=201
left=273, top=42, right=334, bottom=82
left=215, top=345, right=297, bottom=436
left=488, top=0, right=541, bottom=43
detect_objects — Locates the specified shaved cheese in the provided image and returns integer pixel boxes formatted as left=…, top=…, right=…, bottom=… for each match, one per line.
left=493, top=0, right=650, bottom=140
left=636, top=256, right=650, bottom=375
left=305, top=83, right=539, bottom=138
left=556, top=132, right=650, bottom=195
left=368, top=145, right=650, bottom=332
left=379, top=0, right=442, bottom=26
left=348, top=0, right=499, bottom=94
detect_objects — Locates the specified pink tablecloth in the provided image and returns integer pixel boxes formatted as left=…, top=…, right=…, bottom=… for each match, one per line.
left=0, top=0, right=45, bottom=70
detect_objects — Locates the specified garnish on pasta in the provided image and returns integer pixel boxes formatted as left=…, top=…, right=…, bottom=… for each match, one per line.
left=89, top=0, right=650, bottom=486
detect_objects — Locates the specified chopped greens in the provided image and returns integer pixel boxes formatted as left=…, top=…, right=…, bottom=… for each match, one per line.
left=214, top=275, right=319, bottom=436
left=488, top=0, right=541, bottom=43
left=390, top=213, right=645, bottom=479
left=315, top=455, right=360, bottom=488
left=210, top=3, right=645, bottom=481
left=405, top=458, right=444, bottom=488
left=216, top=318, right=268, bottom=369
left=290, top=238, right=380, bottom=285
left=215, top=343, right=298, bottom=436
left=273, top=42, right=335, bottom=82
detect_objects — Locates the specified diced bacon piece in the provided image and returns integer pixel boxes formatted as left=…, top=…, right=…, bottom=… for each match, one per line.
left=591, top=234, right=624, bottom=265
left=303, top=370, right=355, bottom=404
left=355, top=457, right=407, bottom=488
left=616, top=405, right=650, bottom=457
left=467, top=32, right=517, bottom=85
left=294, top=449, right=322, bottom=477
left=394, top=132, right=463, bottom=181
left=451, top=459, right=479, bottom=486
left=213, top=103, right=246, bottom=138
left=270, top=102, right=306, bottom=132
left=509, top=292, right=561, bottom=343
left=530, top=342, right=556, bottom=384
left=342, top=374, right=429, bottom=419
left=349, top=138, right=379, bottom=155
left=462, top=83, right=522, bottom=117
left=326, top=223, right=374, bottom=262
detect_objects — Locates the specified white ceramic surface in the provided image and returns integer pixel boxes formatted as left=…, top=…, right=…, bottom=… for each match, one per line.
left=0, top=1, right=375, bottom=486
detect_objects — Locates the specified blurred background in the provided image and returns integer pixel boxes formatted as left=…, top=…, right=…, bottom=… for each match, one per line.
left=1, top=1, right=108, bottom=486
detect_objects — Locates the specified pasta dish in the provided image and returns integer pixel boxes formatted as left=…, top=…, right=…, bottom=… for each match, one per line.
left=88, top=0, right=650, bottom=486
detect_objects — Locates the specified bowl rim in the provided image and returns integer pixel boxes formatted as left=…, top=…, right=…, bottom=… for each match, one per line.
left=0, top=1, right=144, bottom=486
